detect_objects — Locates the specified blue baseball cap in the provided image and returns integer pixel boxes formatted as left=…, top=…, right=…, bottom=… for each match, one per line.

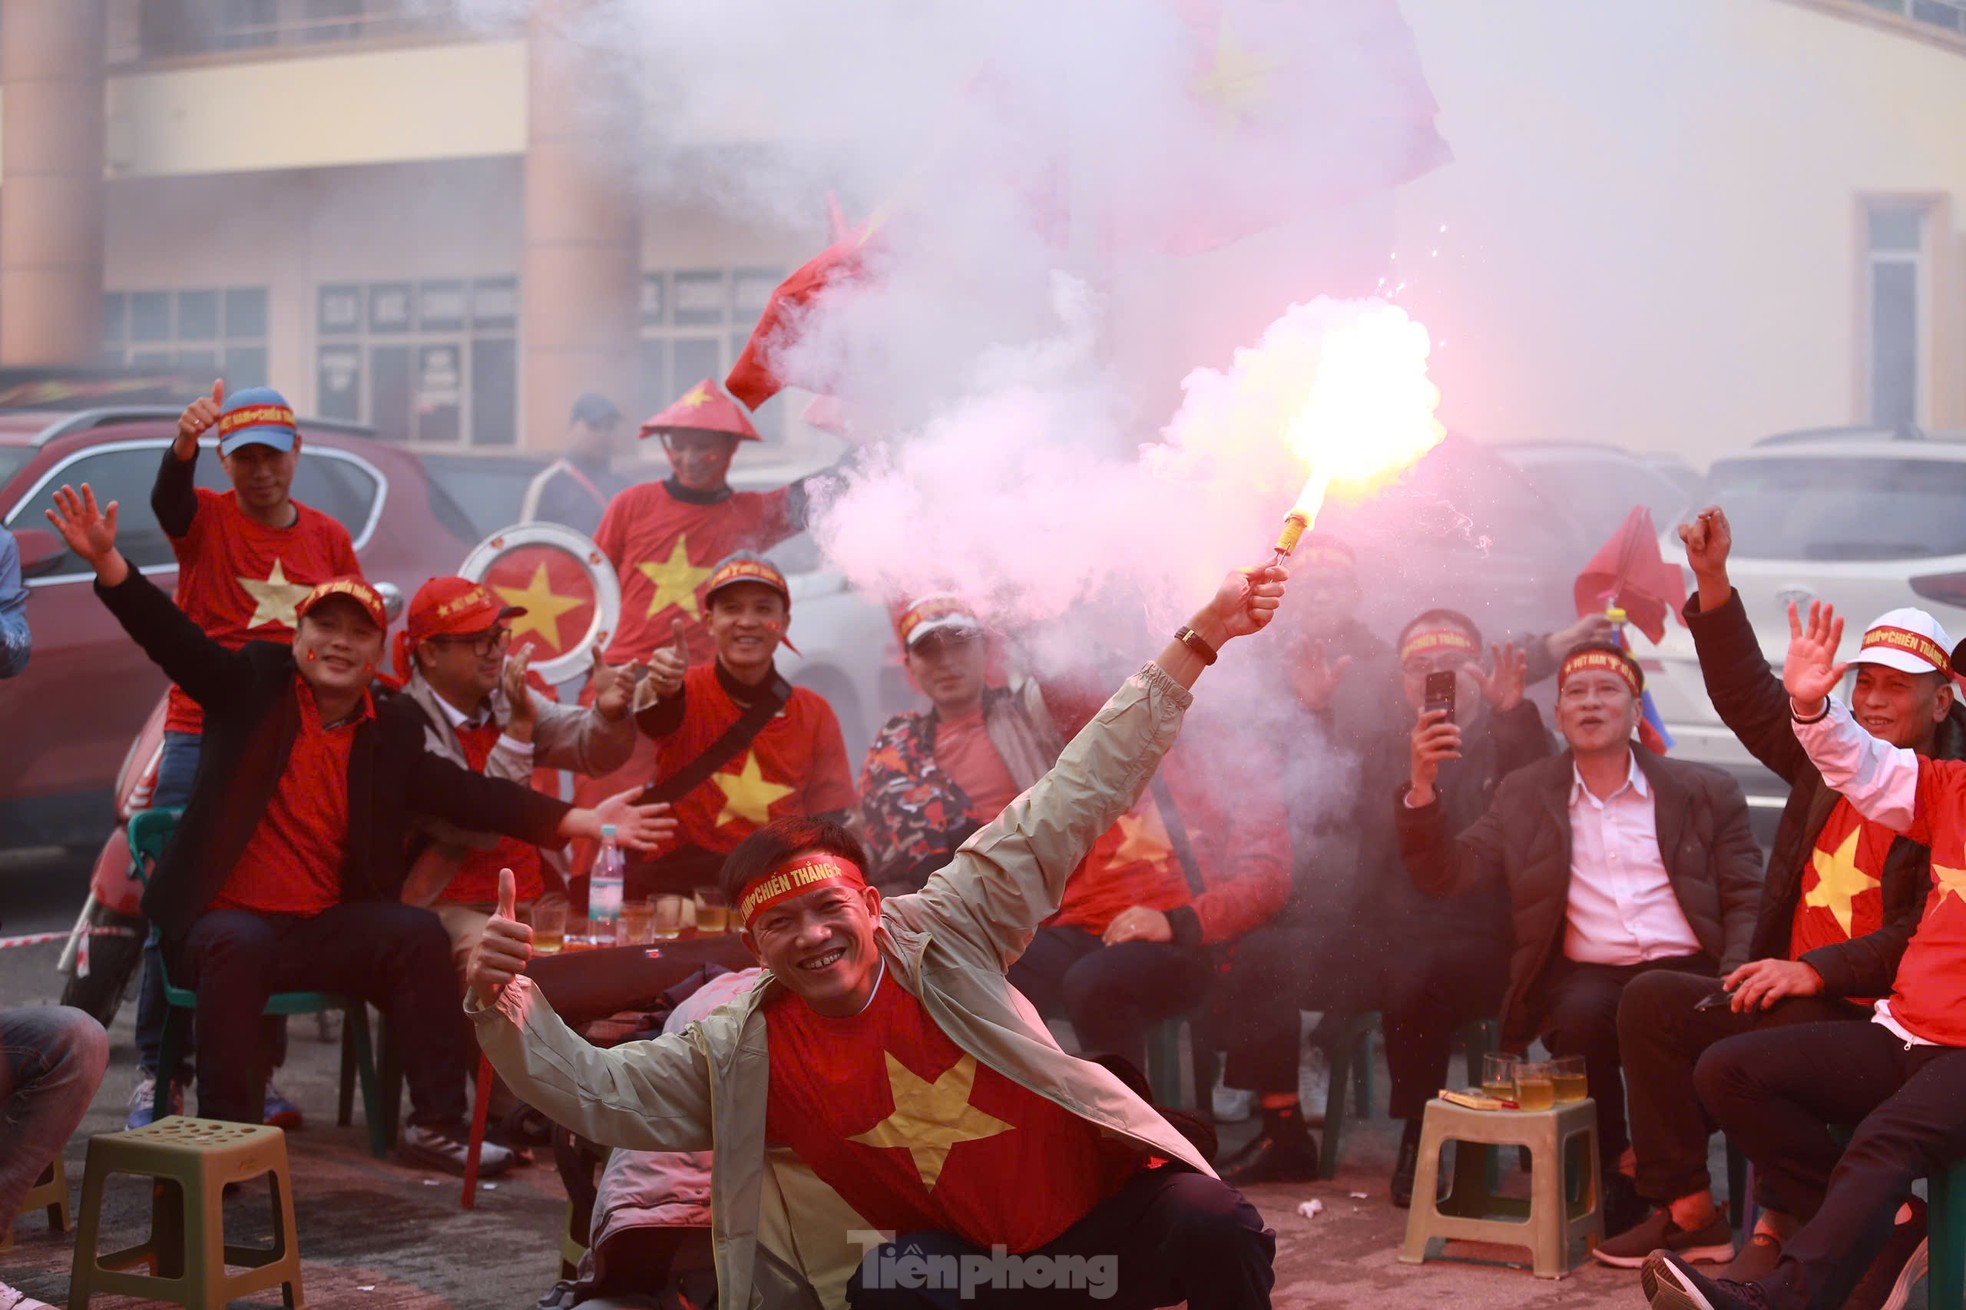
left=217, top=386, right=298, bottom=456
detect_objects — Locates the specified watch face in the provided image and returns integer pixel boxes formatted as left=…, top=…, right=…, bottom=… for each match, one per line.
left=458, top=521, right=621, bottom=685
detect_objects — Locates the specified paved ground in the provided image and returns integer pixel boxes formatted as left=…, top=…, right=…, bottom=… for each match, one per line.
left=1, top=855, right=1931, bottom=1309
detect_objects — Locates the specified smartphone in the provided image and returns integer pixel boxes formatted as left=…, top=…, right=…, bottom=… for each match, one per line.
left=1423, top=671, right=1457, bottom=722
left=1694, top=989, right=1734, bottom=1012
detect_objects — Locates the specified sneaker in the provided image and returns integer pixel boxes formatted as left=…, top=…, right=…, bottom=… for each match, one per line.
left=398, top=1121, right=515, bottom=1178
left=1844, top=1197, right=1927, bottom=1310
left=1212, top=1081, right=1254, bottom=1123
left=125, top=1069, right=183, bottom=1130
left=1217, top=1125, right=1320, bottom=1185
left=262, top=1081, right=303, bottom=1130
left=1593, top=1204, right=1735, bottom=1269
left=0, top=1280, right=57, bottom=1310
left=1702, top=1231, right=1783, bottom=1288
left=1643, top=1250, right=1772, bottom=1310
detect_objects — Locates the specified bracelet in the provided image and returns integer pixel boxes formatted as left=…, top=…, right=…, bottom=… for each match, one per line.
left=1789, top=696, right=1830, bottom=725
left=1174, top=625, right=1219, bottom=666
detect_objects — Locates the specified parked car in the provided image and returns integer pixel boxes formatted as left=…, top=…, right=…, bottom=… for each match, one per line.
left=0, top=407, right=480, bottom=848
left=1632, top=425, right=1966, bottom=823
left=1493, top=441, right=1700, bottom=536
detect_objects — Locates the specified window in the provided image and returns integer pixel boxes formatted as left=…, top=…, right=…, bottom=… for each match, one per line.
left=192, top=447, right=382, bottom=541
left=316, top=277, right=518, bottom=448
left=103, top=287, right=269, bottom=389
left=640, top=266, right=786, bottom=437
left=123, top=0, right=497, bottom=62
left=1863, top=201, right=1928, bottom=429
left=1705, top=455, right=1966, bottom=561
left=6, top=444, right=182, bottom=576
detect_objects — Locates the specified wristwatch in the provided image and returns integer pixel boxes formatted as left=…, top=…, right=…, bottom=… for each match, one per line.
left=1174, top=625, right=1219, bottom=666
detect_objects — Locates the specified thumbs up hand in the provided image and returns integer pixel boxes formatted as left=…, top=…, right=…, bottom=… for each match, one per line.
left=465, top=867, right=533, bottom=1009
left=175, top=379, right=225, bottom=459
left=647, top=617, right=689, bottom=699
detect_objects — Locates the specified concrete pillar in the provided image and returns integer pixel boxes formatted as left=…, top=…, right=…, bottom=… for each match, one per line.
left=0, top=0, right=107, bottom=367
left=521, top=0, right=641, bottom=451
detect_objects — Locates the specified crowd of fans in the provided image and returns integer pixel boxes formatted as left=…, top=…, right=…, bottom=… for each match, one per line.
left=1, top=379, right=1962, bottom=1310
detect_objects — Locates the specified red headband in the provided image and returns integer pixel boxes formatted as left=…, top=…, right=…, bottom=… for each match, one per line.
left=1860, top=625, right=1951, bottom=675
left=1400, top=629, right=1478, bottom=665
left=1560, top=649, right=1642, bottom=695
left=736, top=855, right=867, bottom=929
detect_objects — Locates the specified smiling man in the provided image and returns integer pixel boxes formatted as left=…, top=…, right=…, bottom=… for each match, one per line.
left=467, top=566, right=1287, bottom=1309
left=1398, top=639, right=1764, bottom=1233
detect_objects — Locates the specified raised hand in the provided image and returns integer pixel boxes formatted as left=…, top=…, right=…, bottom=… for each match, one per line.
left=1782, top=600, right=1849, bottom=714
left=589, top=645, right=634, bottom=722
left=465, top=866, right=532, bottom=1007
left=502, top=645, right=537, bottom=736
left=1408, top=706, right=1463, bottom=806
left=646, top=617, right=689, bottom=699
left=1199, top=565, right=1288, bottom=644
left=176, top=379, right=224, bottom=458
left=1678, top=505, right=1732, bottom=582
left=1473, top=641, right=1527, bottom=711
left=45, top=484, right=127, bottom=584
left=1287, top=640, right=1354, bottom=713
left=1544, top=612, right=1614, bottom=660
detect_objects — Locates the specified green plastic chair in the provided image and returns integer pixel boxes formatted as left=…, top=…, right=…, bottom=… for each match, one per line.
left=1931, top=1156, right=1966, bottom=1310
left=1144, top=1011, right=1217, bottom=1119
left=127, top=807, right=389, bottom=1157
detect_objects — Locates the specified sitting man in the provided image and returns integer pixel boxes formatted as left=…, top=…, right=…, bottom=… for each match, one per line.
left=627, top=552, right=855, bottom=900
left=1640, top=601, right=1966, bottom=1310
left=858, top=594, right=1062, bottom=896
left=46, top=482, right=673, bottom=1176
left=1398, top=640, right=1763, bottom=1233
left=1216, top=610, right=1550, bottom=1201
left=1598, top=508, right=1942, bottom=1274
left=0, top=1006, right=108, bottom=1310
left=388, top=575, right=638, bottom=974
left=467, top=565, right=1287, bottom=1309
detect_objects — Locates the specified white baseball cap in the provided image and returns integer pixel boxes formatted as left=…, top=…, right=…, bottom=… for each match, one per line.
left=1853, top=607, right=1955, bottom=677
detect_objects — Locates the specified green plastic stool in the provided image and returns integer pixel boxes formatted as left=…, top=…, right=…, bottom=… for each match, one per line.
left=1931, top=1157, right=1966, bottom=1310
left=1144, top=1012, right=1217, bottom=1119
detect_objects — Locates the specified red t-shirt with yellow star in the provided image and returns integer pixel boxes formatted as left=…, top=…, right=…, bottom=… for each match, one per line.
left=764, top=970, right=1134, bottom=1252
left=593, top=480, right=797, bottom=665
left=167, top=489, right=361, bottom=734
left=1877, top=759, right=1966, bottom=1044
left=1791, top=799, right=1889, bottom=967
left=655, top=663, right=855, bottom=855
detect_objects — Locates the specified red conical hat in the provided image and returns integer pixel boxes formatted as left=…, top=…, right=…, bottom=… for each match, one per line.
left=638, top=377, right=761, bottom=442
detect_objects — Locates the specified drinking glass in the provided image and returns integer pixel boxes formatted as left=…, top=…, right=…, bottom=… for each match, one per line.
left=530, top=902, right=567, bottom=955
left=618, top=900, right=656, bottom=946
left=652, top=894, right=686, bottom=940
left=1551, top=1054, right=1588, bottom=1103
left=1480, top=1052, right=1520, bottom=1100
left=693, top=888, right=730, bottom=934
left=1514, top=1061, right=1556, bottom=1111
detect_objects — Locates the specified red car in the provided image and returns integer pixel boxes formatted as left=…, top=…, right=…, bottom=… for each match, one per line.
left=0, top=406, right=481, bottom=848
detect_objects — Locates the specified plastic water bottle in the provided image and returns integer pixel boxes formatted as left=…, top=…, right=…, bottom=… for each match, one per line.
left=590, top=824, right=625, bottom=944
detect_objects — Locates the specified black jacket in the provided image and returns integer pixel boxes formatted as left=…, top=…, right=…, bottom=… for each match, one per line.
left=1685, top=587, right=1951, bottom=997
left=1397, top=748, right=1764, bottom=1046
left=97, top=568, right=571, bottom=945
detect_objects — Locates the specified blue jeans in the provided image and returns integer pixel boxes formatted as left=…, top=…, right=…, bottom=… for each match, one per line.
left=0, top=1007, right=108, bottom=1241
left=135, top=730, right=201, bottom=1080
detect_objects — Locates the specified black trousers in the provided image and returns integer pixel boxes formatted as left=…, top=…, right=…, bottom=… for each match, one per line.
left=845, top=1165, right=1275, bottom=1309
left=180, top=903, right=470, bottom=1127
left=1540, top=953, right=1712, bottom=1170
left=1380, top=936, right=1508, bottom=1121
left=1695, top=1019, right=1966, bottom=1310
left=1007, top=926, right=1214, bottom=1073
left=1213, top=917, right=1376, bottom=1095
left=1615, top=969, right=1865, bottom=1205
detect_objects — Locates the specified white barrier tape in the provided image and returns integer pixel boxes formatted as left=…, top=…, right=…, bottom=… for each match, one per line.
left=0, top=926, right=142, bottom=950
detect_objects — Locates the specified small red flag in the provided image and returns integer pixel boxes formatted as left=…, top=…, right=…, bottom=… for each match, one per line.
left=1574, top=507, right=1686, bottom=644
left=725, top=224, right=878, bottom=411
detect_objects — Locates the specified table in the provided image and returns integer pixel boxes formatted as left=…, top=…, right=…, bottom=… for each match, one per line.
left=523, top=931, right=755, bottom=1028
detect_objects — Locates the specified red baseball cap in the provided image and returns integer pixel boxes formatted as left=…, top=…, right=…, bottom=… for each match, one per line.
left=704, top=553, right=790, bottom=607
left=295, top=576, right=387, bottom=630
left=406, top=576, right=524, bottom=642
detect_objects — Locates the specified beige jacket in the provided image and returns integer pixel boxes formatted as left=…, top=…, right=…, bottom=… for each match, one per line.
left=469, top=662, right=1208, bottom=1309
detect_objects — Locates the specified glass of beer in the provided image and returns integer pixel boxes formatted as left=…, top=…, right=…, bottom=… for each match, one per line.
left=652, top=894, right=686, bottom=940
left=693, top=888, right=730, bottom=934
left=1514, top=1061, right=1556, bottom=1111
left=618, top=900, right=657, bottom=946
left=530, top=902, right=567, bottom=955
left=1481, top=1052, right=1520, bottom=1102
left=1552, top=1055, right=1588, bottom=1103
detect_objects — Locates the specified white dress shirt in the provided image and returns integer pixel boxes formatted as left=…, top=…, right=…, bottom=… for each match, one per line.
left=432, top=689, right=533, bottom=761
left=1564, top=753, right=1704, bottom=965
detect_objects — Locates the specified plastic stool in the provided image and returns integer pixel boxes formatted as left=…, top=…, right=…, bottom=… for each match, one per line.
left=1144, top=1012, right=1217, bottom=1119
left=3, top=1156, right=70, bottom=1252
left=1930, top=1157, right=1966, bottom=1310
left=560, top=1199, right=588, bottom=1280
left=1400, top=1096, right=1602, bottom=1278
left=68, top=1116, right=305, bottom=1309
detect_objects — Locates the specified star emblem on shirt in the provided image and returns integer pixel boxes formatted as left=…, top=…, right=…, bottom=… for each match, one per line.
left=1805, top=827, right=1881, bottom=936
left=238, top=559, right=313, bottom=629
left=848, top=1051, right=1014, bottom=1191
left=494, top=562, right=585, bottom=652
left=635, top=536, right=715, bottom=620
left=1112, top=807, right=1173, bottom=865
left=1932, top=861, right=1966, bottom=910
left=712, top=750, right=796, bottom=829
left=1192, top=17, right=1279, bottom=126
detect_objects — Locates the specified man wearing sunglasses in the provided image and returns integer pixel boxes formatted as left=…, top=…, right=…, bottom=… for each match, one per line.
left=388, top=576, right=638, bottom=975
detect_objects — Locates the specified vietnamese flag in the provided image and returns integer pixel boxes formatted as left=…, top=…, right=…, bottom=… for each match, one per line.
left=1574, top=506, right=1685, bottom=644
left=726, top=216, right=881, bottom=410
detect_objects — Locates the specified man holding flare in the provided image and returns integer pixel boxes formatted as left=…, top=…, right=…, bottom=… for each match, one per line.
left=466, top=563, right=1288, bottom=1310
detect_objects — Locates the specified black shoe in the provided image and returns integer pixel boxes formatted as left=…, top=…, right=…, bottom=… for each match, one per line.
left=1218, top=1127, right=1320, bottom=1185
left=1642, top=1251, right=1772, bottom=1310
left=1391, top=1121, right=1421, bottom=1208
left=1844, top=1196, right=1927, bottom=1310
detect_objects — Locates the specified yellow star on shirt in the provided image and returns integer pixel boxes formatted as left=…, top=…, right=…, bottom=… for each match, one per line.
left=635, top=536, right=716, bottom=619
left=849, top=1051, right=1014, bottom=1192
left=711, top=750, right=796, bottom=830
left=1805, top=827, right=1881, bottom=937
left=1112, top=807, right=1173, bottom=865
left=1191, top=17, right=1280, bottom=126
left=494, top=563, right=585, bottom=653
left=239, top=558, right=313, bottom=629
left=1932, top=861, right=1966, bottom=909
